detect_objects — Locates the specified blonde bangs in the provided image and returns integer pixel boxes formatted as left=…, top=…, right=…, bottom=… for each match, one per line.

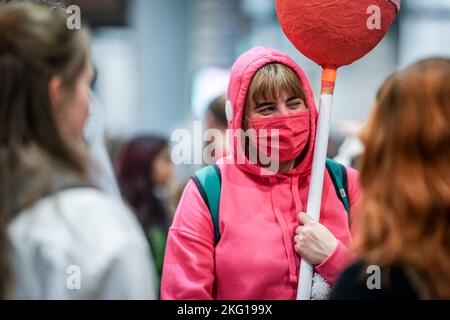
left=247, top=63, right=305, bottom=105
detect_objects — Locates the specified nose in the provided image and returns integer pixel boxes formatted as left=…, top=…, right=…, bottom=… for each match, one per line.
left=277, top=103, right=295, bottom=116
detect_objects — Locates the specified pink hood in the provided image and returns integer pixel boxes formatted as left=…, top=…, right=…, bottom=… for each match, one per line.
left=226, top=46, right=317, bottom=178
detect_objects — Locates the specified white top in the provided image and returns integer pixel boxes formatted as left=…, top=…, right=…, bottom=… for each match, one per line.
left=8, top=188, right=156, bottom=300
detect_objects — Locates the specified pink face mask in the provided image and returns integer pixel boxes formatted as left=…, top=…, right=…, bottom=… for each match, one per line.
left=249, top=112, right=310, bottom=162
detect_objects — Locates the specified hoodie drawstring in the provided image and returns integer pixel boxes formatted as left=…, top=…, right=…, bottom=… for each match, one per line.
left=291, top=175, right=302, bottom=213
left=269, top=176, right=301, bottom=284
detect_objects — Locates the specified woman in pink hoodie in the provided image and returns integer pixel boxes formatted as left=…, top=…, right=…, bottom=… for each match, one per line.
left=161, top=47, right=361, bottom=300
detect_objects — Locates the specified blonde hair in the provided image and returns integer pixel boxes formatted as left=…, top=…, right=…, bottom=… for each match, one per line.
left=246, top=63, right=306, bottom=107
left=356, top=58, right=450, bottom=299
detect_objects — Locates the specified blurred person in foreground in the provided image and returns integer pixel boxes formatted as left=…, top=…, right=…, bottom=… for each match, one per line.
left=116, top=136, right=175, bottom=294
left=331, top=58, right=450, bottom=299
left=0, top=3, right=155, bottom=299
left=2, top=0, right=123, bottom=199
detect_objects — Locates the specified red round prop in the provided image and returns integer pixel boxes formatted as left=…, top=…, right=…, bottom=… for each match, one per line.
left=276, top=0, right=400, bottom=68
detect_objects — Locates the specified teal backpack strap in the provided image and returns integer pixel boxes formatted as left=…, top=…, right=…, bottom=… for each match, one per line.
left=191, top=164, right=222, bottom=245
left=325, top=158, right=351, bottom=217
left=191, top=161, right=349, bottom=244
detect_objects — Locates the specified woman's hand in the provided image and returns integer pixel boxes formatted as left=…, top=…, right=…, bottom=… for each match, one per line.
left=294, top=212, right=338, bottom=265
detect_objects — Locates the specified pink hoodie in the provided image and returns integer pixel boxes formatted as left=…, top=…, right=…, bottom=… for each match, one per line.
left=161, top=47, right=361, bottom=300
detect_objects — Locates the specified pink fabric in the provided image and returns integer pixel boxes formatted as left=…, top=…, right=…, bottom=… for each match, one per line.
left=250, top=111, right=310, bottom=162
left=161, top=47, right=361, bottom=300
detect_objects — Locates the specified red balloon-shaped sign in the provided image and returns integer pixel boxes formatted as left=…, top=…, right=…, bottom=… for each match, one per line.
left=276, top=0, right=400, bottom=68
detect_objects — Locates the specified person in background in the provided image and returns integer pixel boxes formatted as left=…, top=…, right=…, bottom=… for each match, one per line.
left=169, top=94, right=231, bottom=219
left=116, top=136, right=175, bottom=293
left=0, top=3, right=155, bottom=299
left=331, top=58, right=450, bottom=299
left=204, top=94, right=229, bottom=164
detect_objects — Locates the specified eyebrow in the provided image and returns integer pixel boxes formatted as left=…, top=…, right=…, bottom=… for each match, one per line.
left=286, top=96, right=302, bottom=102
left=255, top=101, right=275, bottom=108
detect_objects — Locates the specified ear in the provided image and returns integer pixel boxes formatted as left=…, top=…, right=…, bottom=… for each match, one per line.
left=48, top=75, right=64, bottom=114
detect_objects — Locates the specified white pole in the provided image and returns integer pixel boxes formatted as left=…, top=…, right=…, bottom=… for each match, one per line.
left=297, top=93, right=334, bottom=300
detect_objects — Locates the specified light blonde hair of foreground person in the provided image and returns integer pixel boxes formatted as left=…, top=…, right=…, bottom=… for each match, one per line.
left=356, top=58, right=450, bottom=299
left=0, top=2, right=90, bottom=298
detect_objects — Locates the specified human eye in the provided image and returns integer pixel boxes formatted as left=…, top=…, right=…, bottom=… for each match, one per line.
left=258, top=105, right=276, bottom=115
left=287, top=98, right=304, bottom=109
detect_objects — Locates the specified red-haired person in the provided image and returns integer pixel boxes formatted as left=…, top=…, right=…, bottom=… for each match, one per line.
left=331, top=58, right=450, bottom=299
left=116, top=136, right=174, bottom=293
